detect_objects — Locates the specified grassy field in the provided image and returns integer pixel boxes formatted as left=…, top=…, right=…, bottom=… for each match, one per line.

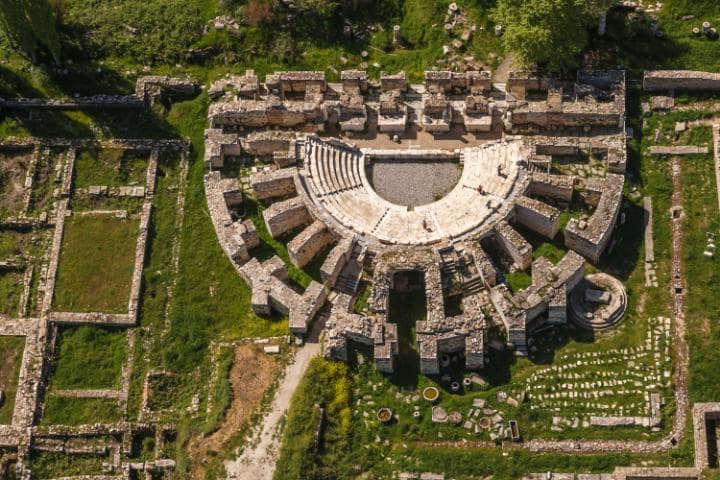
left=0, top=271, right=23, bottom=316
left=50, top=325, right=127, bottom=389
left=41, top=396, right=122, bottom=426
left=26, top=451, right=106, bottom=477
left=0, top=336, right=25, bottom=424
left=53, top=214, right=138, bottom=313
left=73, top=148, right=149, bottom=188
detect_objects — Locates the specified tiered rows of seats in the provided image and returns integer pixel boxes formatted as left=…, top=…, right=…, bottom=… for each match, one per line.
left=302, top=139, right=526, bottom=246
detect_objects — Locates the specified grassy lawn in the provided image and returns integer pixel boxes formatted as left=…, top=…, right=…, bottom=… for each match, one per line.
left=41, top=396, right=122, bottom=426
left=27, top=451, right=106, bottom=477
left=73, top=148, right=148, bottom=188
left=0, top=336, right=25, bottom=424
left=49, top=326, right=127, bottom=389
left=0, top=271, right=23, bottom=316
left=53, top=214, right=138, bottom=313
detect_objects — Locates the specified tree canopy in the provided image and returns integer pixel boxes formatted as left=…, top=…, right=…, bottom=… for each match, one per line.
left=0, top=0, right=61, bottom=64
left=494, top=0, right=614, bottom=71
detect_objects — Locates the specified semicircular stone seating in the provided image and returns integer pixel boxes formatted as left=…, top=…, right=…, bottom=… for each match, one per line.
left=302, top=137, right=528, bottom=247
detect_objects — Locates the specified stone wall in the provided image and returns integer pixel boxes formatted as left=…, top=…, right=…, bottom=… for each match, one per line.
left=320, top=237, right=354, bottom=286
left=250, top=168, right=297, bottom=200
left=565, top=174, right=624, bottom=263
left=527, top=173, right=575, bottom=203
left=513, top=195, right=560, bottom=239
left=287, top=220, right=335, bottom=268
left=262, top=196, right=311, bottom=237
left=493, top=220, right=532, bottom=270
left=644, top=70, right=720, bottom=92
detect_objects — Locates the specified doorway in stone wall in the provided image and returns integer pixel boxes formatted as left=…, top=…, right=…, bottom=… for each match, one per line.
left=388, top=270, right=426, bottom=389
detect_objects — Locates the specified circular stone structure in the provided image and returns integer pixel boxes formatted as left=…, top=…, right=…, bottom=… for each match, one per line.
left=569, top=273, right=627, bottom=331
left=377, top=407, right=393, bottom=424
left=301, top=138, right=528, bottom=246
left=423, top=386, right=440, bottom=402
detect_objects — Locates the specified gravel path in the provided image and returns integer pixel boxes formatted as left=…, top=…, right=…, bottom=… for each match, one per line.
left=224, top=319, right=324, bottom=480
left=368, top=160, right=462, bottom=207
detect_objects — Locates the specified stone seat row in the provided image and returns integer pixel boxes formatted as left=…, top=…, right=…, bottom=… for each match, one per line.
left=306, top=139, right=363, bottom=197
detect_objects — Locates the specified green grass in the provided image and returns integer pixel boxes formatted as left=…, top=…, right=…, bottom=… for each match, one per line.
left=50, top=326, right=127, bottom=389
left=0, top=336, right=25, bottom=424
left=26, top=451, right=105, bottom=477
left=0, top=271, right=23, bottom=316
left=73, top=148, right=149, bottom=188
left=506, top=270, right=532, bottom=292
left=274, top=358, right=352, bottom=480
left=41, top=396, right=122, bottom=426
left=53, top=214, right=138, bottom=313
left=388, top=289, right=426, bottom=390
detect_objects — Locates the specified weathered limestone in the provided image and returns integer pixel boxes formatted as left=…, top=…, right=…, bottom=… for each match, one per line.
left=135, top=76, right=196, bottom=105
left=493, top=220, right=532, bottom=270
left=324, top=294, right=398, bottom=373
left=508, top=71, right=626, bottom=130
left=338, top=70, right=368, bottom=132
left=262, top=196, right=311, bottom=237
left=287, top=220, right=335, bottom=268
left=378, top=71, right=409, bottom=133
left=565, top=174, right=624, bottom=263
left=692, top=403, right=720, bottom=468
left=205, top=171, right=259, bottom=264
left=239, top=256, right=327, bottom=334
left=204, top=128, right=240, bottom=169
left=527, top=172, right=575, bottom=203
left=320, top=237, right=355, bottom=286
left=513, top=195, right=560, bottom=239
left=649, top=145, right=709, bottom=155
left=208, top=71, right=259, bottom=99
left=644, top=70, right=720, bottom=92
left=250, top=168, right=297, bottom=200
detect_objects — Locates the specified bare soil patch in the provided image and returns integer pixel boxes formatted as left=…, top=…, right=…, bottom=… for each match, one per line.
left=0, top=148, right=33, bottom=217
left=187, top=343, right=281, bottom=480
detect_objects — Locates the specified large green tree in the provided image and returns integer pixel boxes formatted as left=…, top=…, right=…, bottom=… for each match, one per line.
left=0, top=0, right=61, bottom=64
left=494, top=0, right=613, bottom=71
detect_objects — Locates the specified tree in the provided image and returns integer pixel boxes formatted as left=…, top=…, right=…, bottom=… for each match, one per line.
left=493, top=0, right=612, bottom=71
left=0, top=0, right=61, bottom=64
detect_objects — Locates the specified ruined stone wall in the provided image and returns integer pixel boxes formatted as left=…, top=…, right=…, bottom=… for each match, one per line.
left=513, top=195, right=560, bottom=239
left=262, top=196, right=311, bottom=237
left=287, top=220, right=335, bottom=268
left=565, top=174, right=624, bottom=263
left=320, top=237, right=354, bottom=286
left=527, top=173, right=575, bottom=203
left=644, top=70, right=720, bottom=92
left=250, top=168, right=297, bottom=200
left=493, top=220, right=532, bottom=270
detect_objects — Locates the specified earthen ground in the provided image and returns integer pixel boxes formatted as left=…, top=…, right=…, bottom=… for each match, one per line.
left=186, top=343, right=281, bottom=480
left=0, top=150, right=32, bottom=216
left=0, top=336, right=25, bottom=424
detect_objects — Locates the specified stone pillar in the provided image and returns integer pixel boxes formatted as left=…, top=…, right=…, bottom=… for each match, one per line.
left=392, top=25, right=402, bottom=45
left=598, top=10, right=608, bottom=36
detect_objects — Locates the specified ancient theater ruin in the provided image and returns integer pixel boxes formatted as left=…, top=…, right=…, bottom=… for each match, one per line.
left=204, top=69, right=628, bottom=374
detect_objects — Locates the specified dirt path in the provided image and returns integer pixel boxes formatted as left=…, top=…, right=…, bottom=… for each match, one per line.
left=224, top=319, right=324, bottom=480
left=186, top=343, right=281, bottom=480
left=492, top=52, right=519, bottom=84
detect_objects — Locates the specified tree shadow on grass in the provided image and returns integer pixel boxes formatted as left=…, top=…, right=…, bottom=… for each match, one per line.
left=0, top=65, right=95, bottom=138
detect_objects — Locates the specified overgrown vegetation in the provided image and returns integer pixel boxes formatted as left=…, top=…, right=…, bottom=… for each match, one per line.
left=50, top=325, right=127, bottom=389
left=0, top=336, right=25, bottom=424
left=41, top=396, right=122, bottom=425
